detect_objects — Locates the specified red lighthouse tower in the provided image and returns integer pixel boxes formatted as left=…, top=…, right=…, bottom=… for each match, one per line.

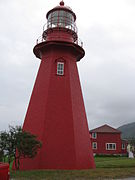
left=20, top=1, right=95, bottom=170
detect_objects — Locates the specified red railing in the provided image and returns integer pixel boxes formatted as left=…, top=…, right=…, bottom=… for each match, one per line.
left=36, top=35, right=83, bottom=47
left=36, top=30, right=83, bottom=48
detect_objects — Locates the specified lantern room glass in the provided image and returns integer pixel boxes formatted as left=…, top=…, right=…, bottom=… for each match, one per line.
left=47, top=10, right=76, bottom=31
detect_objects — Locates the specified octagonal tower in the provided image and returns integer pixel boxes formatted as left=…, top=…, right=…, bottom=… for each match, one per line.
left=18, top=1, right=95, bottom=170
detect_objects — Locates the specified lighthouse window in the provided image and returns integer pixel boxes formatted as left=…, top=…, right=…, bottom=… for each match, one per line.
left=59, top=10, right=66, bottom=27
left=57, top=62, right=64, bottom=75
left=47, top=10, right=75, bottom=30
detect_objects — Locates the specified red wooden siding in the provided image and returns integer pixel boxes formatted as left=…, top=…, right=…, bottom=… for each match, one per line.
left=90, top=125, right=128, bottom=155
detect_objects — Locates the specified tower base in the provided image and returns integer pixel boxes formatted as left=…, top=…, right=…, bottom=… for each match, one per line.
left=12, top=41, right=95, bottom=170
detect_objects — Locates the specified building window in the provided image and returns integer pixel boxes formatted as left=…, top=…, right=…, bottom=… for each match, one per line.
left=122, top=143, right=125, bottom=149
left=92, top=142, right=97, bottom=149
left=106, top=143, right=116, bottom=150
left=57, top=62, right=64, bottom=75
left=92, top=133, right=97, bottom=139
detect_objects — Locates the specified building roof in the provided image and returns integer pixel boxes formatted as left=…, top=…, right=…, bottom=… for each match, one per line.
left=122, top=139, right=128, bottom=143
left=46, top=1, right=76, bottom=21
left=90, top=124, right=121, bottom=134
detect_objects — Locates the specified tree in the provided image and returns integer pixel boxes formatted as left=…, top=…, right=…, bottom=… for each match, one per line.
left=14, top=129, right=42, bottom=170
left=0, top=126, right=42, bottom=170
left=0, top=150, right=3, bottom=161
left=0, top=131, right=10, bottom=163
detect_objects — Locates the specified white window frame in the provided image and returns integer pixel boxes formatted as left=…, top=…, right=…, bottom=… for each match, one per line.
left=122, top=143, right=125, bottom=150
left=57, top=62, right=64, bottom=75
left=92, top=142, right=97, bottom=149
left=92, top=132, right=97, bottom=139
left=106, top=143, right=116, bottom=150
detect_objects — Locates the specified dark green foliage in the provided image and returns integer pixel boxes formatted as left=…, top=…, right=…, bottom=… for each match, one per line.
left=0, top=126, right=42, bottom=170
left=94, top=154, right=128, bottom=158
left=128, top=138, right=135, bottom=146
left=0, top=130, right=13, bottom=163
left=14, top=129, right=42, bottom=170
left=0, top=150, right=4, bottom=161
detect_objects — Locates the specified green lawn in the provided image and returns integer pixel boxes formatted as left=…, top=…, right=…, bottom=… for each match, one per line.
left=96, top=156, right=135, bottom=168
left=10, top=157, right=135, bottom=179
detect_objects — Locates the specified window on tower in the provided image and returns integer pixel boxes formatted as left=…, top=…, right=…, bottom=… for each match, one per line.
left=57, top=62, right=64, bottom=75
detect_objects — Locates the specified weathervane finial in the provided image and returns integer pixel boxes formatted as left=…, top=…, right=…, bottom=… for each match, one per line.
left=60, top=0, right=64, bottom=6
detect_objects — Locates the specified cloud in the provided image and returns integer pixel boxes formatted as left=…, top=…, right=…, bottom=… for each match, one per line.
left=78, top=22, right=135, bottom=129
left=0, top=0, right=135, bottom=131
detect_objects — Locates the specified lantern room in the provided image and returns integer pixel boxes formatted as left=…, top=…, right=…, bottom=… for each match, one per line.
left=42, top=1, right=78, bottom=43
left=46, top=1, right=76, bottom=31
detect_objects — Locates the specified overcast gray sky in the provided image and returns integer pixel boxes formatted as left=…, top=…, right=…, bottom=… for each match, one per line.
left=0, top=0, right=135, bottom=131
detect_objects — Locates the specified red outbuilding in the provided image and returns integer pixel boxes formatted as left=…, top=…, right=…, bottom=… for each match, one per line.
left=90, top=124, right=128, bottom=156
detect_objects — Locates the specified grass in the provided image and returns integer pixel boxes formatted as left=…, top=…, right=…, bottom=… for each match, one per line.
left=10, top=157, right=135, bottom=179
left=96, top=156, right=135, bottom=168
